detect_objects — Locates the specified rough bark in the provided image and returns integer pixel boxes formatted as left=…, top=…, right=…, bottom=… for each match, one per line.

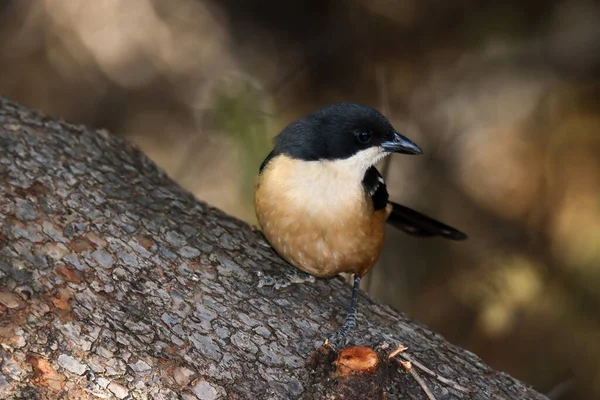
left=0, top=96, right=547, bottom=400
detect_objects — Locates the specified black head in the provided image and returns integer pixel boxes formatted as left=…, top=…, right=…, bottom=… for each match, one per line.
left=272, top=103, right=422, bottom=162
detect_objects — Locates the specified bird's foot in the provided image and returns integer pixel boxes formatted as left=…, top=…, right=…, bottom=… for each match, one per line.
left=326, top=328, right=351, bottom=350
left=256, top=267, right=315, bottom=290
left=324, top=275, right=361, bottom=349
left=325, top=310, right=357, bottom=349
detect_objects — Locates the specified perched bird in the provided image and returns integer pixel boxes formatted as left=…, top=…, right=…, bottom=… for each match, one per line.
left=254, top=103, right=466, bottom=347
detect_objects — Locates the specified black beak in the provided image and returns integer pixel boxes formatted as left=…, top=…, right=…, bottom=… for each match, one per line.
left=381, top=132, right=423, bottom=155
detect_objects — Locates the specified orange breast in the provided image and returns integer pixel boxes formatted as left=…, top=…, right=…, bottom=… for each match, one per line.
left=254, top=155, right=388, bottom=278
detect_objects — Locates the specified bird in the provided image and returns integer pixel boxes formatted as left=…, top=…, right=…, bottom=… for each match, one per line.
left=254, top=103, right=467, bottom=348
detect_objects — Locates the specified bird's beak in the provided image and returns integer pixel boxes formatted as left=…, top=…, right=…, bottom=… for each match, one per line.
left=381, top=132, right=423, bottom=155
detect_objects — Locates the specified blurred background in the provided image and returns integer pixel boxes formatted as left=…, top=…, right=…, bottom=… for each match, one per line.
left=1, top=0, right=599, bottom=398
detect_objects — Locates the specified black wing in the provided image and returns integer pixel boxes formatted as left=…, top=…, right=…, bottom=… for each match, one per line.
left=387, top=201, right=467, bottom=240
left=362, top=166, right=389, bottom=211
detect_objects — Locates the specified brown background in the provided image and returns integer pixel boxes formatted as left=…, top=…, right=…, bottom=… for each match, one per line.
left=1, top=1, right=599, bottom=398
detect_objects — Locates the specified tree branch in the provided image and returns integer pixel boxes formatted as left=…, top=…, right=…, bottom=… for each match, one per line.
left=0, top=97, right=547, bottom=399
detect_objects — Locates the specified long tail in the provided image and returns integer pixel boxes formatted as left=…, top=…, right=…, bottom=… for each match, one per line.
left=386, top=201, right=467, bottom=240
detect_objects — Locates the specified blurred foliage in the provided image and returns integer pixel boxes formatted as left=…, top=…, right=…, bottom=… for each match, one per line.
left=1, top=0, right=599, bottom=398
left=211, top=83, right=272, bottom=213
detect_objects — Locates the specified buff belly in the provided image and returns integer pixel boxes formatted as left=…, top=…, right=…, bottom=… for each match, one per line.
left=254, top=155, right=388, bottom=278
left=256, top=205, right=387, bottom=277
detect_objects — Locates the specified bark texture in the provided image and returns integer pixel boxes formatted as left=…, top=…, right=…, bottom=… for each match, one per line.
left=0, top=97, right=547, bottom=399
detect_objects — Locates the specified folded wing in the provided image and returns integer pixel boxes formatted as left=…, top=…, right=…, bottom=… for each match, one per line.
left=386, top=201, right=467, bottom=240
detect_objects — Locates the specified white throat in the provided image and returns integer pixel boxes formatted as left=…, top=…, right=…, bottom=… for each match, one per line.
left=317, top=147, right=390, bottom=181
left=269, top=147, right=390, bottom=218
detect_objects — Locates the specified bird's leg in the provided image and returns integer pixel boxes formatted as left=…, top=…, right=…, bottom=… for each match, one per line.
left=256, top=266, right=315, bottom=290
left=327, top=274, right=361, bottom=348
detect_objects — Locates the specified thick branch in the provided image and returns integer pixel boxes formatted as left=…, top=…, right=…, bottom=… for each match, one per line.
left=0, top=97, right=546, bottom=399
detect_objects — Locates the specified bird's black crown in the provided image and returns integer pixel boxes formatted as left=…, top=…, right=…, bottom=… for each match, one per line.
left=273, top=103, right=399, bottom=161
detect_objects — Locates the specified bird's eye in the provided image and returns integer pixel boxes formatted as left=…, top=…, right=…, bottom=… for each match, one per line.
left=357, top=131, right=372, bottom=143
